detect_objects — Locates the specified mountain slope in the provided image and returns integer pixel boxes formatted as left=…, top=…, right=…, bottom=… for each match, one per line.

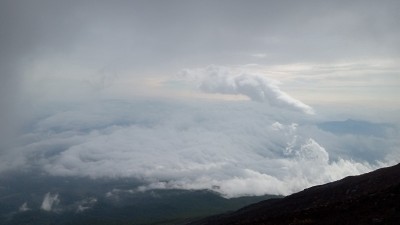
left=0, top=173, right=279, bottom=225
left=191, top=163, right=400, bottom=225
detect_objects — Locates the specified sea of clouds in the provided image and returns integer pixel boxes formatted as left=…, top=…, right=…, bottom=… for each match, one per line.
left=1, top=66, right=399, bottom=198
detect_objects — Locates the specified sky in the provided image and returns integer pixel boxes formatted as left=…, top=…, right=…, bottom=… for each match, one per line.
left=0, top=0, right=399, bottom=197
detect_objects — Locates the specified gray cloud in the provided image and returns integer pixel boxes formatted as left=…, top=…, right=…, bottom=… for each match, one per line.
left=1, top=1, right=398, bottom=122
left=3, top=0, right=399, bottom=76
left=0, top=1, right=82, bottom=148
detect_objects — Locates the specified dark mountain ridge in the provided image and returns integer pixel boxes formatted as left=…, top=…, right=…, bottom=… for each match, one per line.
left=191, top=163, right=400, bottom=225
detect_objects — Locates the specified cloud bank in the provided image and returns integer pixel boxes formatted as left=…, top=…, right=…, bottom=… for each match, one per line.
left=180, top=66, right=314, bottom=114
left=2, top=100, right=398, bottom=198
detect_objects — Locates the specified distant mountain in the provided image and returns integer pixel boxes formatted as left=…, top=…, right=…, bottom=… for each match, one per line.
left=318, top=119, right=393, bottom=137
left=190, top=163, right=400, bottom=225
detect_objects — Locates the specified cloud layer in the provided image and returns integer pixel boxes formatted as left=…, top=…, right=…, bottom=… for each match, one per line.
left=2, top=100, right=397, bottom=198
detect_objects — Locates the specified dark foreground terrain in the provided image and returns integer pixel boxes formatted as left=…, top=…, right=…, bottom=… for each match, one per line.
left=0, top=173, right=278, bottom=225
left=191, top=163, right=400, bottom=225
left=2, top=164, right=399, bottom=225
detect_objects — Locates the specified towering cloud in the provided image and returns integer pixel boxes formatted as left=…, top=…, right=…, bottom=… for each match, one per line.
left=180, top=66, right=314, bottom=114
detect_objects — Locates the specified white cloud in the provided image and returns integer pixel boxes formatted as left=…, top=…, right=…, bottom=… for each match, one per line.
left=179, top=66, right=315, bottom=114
left=76, top=197, right=97, bottom=213
left=41, top=193, right=60, bottom=212
left=3, top=100, right=397, bottom=198
left=19, top=202, right=30, bottom=212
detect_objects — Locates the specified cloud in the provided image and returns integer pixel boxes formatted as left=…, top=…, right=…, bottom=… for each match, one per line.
left=0, top=1, right=398, bottom=201
left=76, top=197, right=97, bottom=213
left=41, top=193, right=60, bottom=212
left=19, top=202, right=30, bottom=212
left=2, top=100, right=397, bottom=198
left=1, top=1, right=398, bottom=156
left=179, top=66, right=315, bottom=114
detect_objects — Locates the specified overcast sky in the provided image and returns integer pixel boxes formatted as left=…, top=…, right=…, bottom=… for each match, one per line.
left=0, top=0, right=399, bottom=197
left=1, top=0, right=399, bottom=106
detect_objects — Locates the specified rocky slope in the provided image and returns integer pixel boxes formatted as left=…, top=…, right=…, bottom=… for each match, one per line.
left=191, top=163, right=400, bottom=225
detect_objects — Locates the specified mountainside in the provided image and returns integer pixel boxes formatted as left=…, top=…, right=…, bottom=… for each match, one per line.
left=191, top=163, right=400, bottom=225
left=0, top=173, right=279, bottom=225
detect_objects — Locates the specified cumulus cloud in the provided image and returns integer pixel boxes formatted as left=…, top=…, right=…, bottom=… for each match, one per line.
left=41, top=193, right=60, bottom=212
left=179, top=66, right=314, bottom=114
left=2, top=100, right=397, bottom=198
left=19, top=202, right=30, bottom=212
left=76, top=197, right=97, bottom=213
